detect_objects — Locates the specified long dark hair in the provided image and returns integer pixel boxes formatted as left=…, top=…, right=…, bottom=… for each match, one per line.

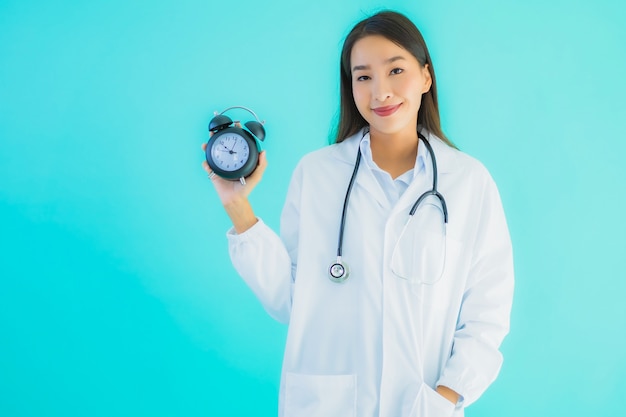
left=334, top=11, right=455, bottom=148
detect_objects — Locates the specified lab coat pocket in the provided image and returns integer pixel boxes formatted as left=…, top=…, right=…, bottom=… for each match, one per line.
left=409, top=383, right=456, bottom=417
left=284, top=373, right=356, bottom=417
left=411, top=235, right=467, bottom=311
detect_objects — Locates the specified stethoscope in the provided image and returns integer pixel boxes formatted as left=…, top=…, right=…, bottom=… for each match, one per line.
left=328, top=130, right=449, bottom=283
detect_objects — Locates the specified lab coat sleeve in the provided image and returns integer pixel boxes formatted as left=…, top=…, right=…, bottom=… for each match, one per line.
left=226, top=163, right=304, bottom=324
left=436, top=173, right=514, bottom=407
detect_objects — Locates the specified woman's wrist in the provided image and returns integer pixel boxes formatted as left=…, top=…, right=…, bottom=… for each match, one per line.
left=223, top=196, right=258, bottom=234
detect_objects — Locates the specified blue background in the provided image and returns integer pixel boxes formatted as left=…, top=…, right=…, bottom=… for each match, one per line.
left=1, top=0, right=625, bottom=415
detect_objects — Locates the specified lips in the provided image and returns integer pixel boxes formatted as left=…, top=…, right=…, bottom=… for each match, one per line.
left=372, top=104, right=401, bottom=117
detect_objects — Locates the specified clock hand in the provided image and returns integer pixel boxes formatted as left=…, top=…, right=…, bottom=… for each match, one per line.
left=217, top=143, right=237, bottom=154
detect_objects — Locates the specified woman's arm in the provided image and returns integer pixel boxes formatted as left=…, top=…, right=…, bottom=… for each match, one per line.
left=202, top=142, right=267, bottom=234
left=436, top=173, right=515, bottom=407
left=203, top=143, right=301, bottom=323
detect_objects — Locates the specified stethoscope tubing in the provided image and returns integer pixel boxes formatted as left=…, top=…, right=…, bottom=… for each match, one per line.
left=336, top=150, right=362, bottom=258
left=408, top=136, right=448, bottom=222
left=330, top=130, right=448, bottom=282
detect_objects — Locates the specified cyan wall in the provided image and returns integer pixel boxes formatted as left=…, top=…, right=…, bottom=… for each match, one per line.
left=1, top=0, right=625, bottom=415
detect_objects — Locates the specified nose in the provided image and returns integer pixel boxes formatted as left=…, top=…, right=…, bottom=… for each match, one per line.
left=372, top=76, right=393, bottom=102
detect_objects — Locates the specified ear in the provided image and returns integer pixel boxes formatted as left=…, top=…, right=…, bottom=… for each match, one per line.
left=421, top=64, right=432, bottom=94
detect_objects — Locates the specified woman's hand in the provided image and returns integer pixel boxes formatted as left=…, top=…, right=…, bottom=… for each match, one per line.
left=201, top=144, right=268, bottom=207
left=201, top=125, right=268, bottom=233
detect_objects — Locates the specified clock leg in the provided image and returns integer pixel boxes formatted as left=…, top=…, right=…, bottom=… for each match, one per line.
left=239, top=177, right=246, bottom=185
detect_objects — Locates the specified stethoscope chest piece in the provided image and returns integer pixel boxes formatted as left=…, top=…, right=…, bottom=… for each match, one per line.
left=328, top=259, right=350, bottom=283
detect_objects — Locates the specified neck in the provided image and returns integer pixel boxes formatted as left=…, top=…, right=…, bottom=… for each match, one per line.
left=368, top=127, right=419, bottom=179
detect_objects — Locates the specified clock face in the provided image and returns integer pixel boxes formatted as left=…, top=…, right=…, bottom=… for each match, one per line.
left=210, top=133, right=251, bottom=172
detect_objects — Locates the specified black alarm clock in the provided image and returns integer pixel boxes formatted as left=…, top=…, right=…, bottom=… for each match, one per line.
left=205, top=106, right=266, bottom=184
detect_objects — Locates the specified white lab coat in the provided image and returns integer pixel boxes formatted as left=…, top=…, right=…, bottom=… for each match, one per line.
left=227, top=128, right=514, bottom=417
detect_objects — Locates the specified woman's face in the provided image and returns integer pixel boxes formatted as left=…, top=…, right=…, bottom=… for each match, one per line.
left=350, top=35, right=432, bottom=138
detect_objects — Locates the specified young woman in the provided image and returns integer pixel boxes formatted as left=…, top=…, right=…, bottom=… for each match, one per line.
left=203, top=10, right=513, bottom=417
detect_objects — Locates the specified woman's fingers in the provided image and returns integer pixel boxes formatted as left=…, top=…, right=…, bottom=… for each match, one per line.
left=245, top=151, right=267, bottom=187
left=202, top=160, right=213, bottom=175
left=257, top=151, right=268, bottom=175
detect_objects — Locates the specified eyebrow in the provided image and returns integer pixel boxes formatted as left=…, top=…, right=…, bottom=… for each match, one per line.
left=352, top=56, right=406, bottom=72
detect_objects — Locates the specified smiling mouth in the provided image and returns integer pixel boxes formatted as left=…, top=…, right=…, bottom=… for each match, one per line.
left=372, top=104, right=401, bottom=117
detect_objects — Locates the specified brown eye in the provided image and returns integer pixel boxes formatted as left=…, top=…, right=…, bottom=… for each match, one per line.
left=390, top=68, right=404, bottom=75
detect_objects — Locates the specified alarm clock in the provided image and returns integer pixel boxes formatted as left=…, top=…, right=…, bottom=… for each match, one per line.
left=205, top=106, right=266, bottom=184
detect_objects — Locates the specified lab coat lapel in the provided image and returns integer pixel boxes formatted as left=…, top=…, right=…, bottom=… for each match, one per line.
left=392, top=131, right=457, bottom=216
left=355, top=162, right=391, bottom=210
left=329, top=129, right=390, bottom=210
